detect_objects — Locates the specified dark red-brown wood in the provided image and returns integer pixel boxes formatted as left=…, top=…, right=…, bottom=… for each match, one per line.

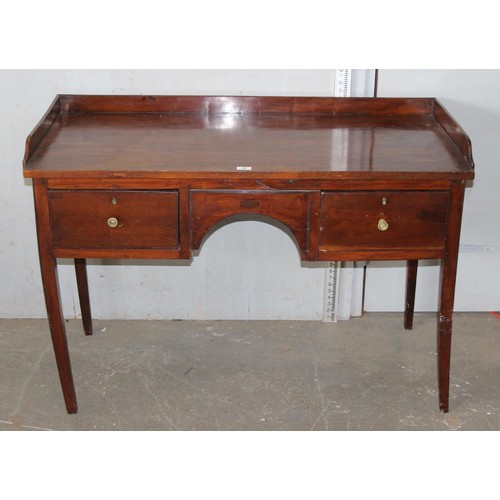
left=437, top=181, right=466, bottom=413
left=320, top=191, right=449, bottom=251
left=404, top=260, right=418, bottom=330
left=191, top=190, right=312, bottom=259
left=49, top=190, right=179, bottom=250
left=33, top=179, right=77, bottom=413
left=24, top=96, right=474, bottom=180
left=75, top=258, right=92, bottom=336
left=23, top=95, right=475, bottom=414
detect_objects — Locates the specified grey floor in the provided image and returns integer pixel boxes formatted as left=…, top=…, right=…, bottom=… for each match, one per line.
left=0, top=312, right=498, bottom=431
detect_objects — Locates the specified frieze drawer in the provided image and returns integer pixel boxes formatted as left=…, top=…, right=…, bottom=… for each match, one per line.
left=320, top=191, right=450, bottom=252
left=48, top=190, right=179, bottom=249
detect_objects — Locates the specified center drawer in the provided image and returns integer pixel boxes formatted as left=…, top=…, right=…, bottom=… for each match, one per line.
left=48, top=190, right=179, bottom=249
left=190, top=190, right=311, bottom=256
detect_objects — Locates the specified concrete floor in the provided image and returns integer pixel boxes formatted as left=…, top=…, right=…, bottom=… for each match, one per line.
left=0, top=312, right=498, bottom=431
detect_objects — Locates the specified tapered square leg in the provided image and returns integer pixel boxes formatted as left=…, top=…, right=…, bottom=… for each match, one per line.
left=404, top=260, right=418, bottom=330
left=75, top=258, right=93, bottom=336
left=40, top=255, right=78, bottom=413
left=437, top=312, right=452, bottom=413
left=437, top=181, right=466, bottom=413
left=34, top=180, right=78, bottom=414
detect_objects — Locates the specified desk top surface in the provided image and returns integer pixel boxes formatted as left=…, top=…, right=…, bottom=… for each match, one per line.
left=24, top=95, right=475, bottom=180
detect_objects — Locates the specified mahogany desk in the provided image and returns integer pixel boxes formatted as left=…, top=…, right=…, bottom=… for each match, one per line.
left=23, top=95, right=475, bottom=414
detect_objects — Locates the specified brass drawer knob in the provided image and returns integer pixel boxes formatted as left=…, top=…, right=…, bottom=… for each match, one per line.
left=377, top=218, right=389, bottom=231
left=107, top=217, right=119, bottom=228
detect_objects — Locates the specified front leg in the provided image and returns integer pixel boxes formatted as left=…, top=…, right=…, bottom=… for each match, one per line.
left=437, top=181, right=466, bottom=413
left=34, top=180, right=78, bottom=414
left=437, top=257, right=456, bottom=414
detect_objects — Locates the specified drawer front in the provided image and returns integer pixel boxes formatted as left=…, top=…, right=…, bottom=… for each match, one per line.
left=320, top=191, right=449, bottom=251
left=49, top=190, right=179, bottom=249
left=191, top=190, right=311, bottom=256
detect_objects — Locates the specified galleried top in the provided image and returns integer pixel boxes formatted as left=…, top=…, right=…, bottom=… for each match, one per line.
left=23, top=95, right=474, bottom=180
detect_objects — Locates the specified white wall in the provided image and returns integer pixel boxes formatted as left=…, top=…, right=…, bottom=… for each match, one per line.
left=364, top=69, right=500, bottom=312
left=0, top=69, right=338, bottom=320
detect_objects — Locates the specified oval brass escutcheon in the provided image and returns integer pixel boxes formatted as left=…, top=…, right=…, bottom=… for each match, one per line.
left=377, top=218, right=389, bottom=231
left=107, top=217, right=119, bottom=228
left=240, top=199, right=260, bottom=209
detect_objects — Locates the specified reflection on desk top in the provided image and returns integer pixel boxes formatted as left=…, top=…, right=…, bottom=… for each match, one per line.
left=23, top=95, right=475, bottom=180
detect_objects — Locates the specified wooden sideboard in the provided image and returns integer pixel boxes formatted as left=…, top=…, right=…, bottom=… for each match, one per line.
left=23, top=95, right=475, bottom=414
